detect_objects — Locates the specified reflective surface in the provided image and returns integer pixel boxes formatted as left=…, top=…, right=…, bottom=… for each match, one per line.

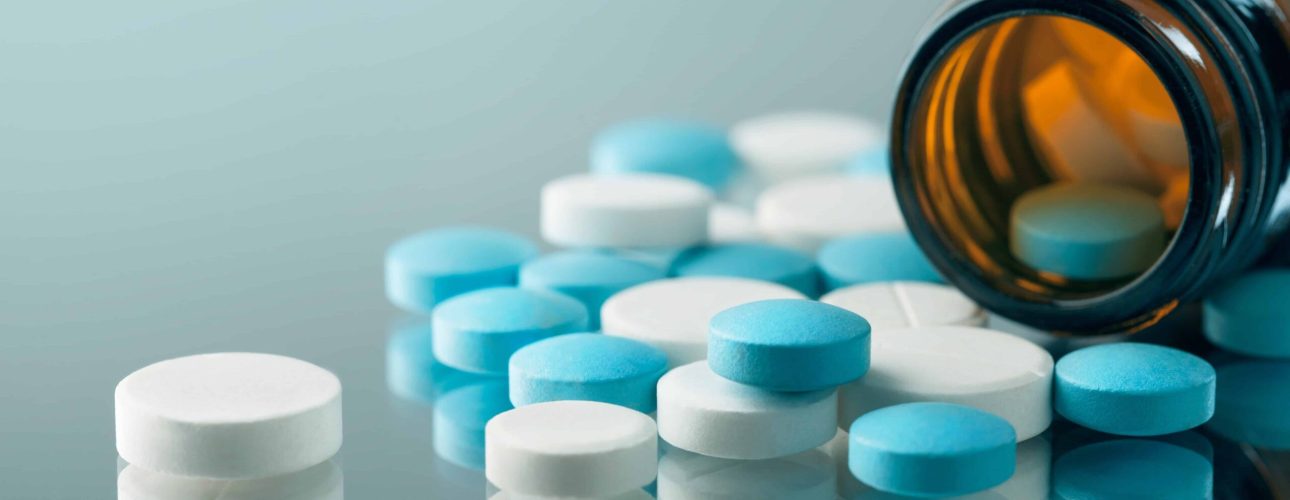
left=2, top=1, right=1287, bottom=498
left=0, top=2, right=941, bottom=498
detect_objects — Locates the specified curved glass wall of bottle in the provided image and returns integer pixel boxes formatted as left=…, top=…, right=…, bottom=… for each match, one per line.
left=892, top=0, right=1290, bottom=333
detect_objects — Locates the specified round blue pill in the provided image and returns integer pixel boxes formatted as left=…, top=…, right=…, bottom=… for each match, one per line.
left=708, top=299, right=870, bottom=391
left=816, top=232, right=943, bottom=291
left=848, top=402, right=1017, bottom=498
left=519, top=251, right=666, bottom=331
left=385, top=227, right=539, bottom=313
left=1010, top=183, right=1165, bottom=281
left=1055, top=343, right=1216, bottom=436
left=433, top=378, right=513, bottom=470
left=591, top=119, right=738, bottom=190
left=1052, top=439, right=1212, bottom=499
left=509, top=333, right=669, bottom=413
left=671, top=243, right=820, bottom=297
left=431, top=287, right=589, bottom=374
left=1204, top=269, right=1290, bottom=358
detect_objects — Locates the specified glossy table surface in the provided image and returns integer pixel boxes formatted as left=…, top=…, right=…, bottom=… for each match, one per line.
left=2, top=1, right=1287, bottom=498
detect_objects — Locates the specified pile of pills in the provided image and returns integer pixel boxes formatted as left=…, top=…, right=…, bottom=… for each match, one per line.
left=112, top=109, right=1287, bottom=498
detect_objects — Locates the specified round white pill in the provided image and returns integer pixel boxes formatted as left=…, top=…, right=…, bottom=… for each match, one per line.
left=838, top=326, right=1053, bottom=441
left=485, top=400, right=657, bottom=498
left=115, top=353, right=343, bottom=479
left=600, top=277, right=806, bottom=367
left=657, top=362, right=837, bottom=460
left=117, top=460, right=343, bottom=500
left=731, top=111, right=883, bottom=181
left=541, top=173, right=713, bottom=249
left=820, top=281, right=985, bottom=330
left=657, top=446, right=837, bottom=500
left=755, top=174, right=906, bottom=253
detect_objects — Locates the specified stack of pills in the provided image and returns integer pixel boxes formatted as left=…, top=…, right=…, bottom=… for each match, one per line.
left=115, top=108, right=1286, bottom=499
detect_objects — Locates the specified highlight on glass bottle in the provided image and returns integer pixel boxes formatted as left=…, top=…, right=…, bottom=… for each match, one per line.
left=892, top=0, right=1290, bottom=333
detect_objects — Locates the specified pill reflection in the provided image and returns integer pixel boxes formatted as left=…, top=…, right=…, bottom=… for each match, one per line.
left=117, top=460, right=342, bottom=500
left=1052, top=438, right=1213, bottom=499
left=839, top=435, right=1050, bottom=500
left=656, top=445, right=835, bottom=500
left=488, top=487, right=655, bottom=500
left=1208, top=357, right=1290, bottom=450
left=385, top=315, right=475, bottom=403
left=433, top=378, right=513, bottom=470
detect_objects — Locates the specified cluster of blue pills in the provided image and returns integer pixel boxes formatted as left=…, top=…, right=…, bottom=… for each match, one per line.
left=381, top=115, right=1287, bottom=499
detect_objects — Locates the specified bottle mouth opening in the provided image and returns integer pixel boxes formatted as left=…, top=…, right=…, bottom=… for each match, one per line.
left=893, top=1, right=1240, bottom=333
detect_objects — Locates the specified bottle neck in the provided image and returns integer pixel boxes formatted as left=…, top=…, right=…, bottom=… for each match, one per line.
left=892, top=0, right=1286, bottom=333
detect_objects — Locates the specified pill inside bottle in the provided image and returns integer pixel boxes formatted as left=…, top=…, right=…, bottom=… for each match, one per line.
left=902, top=16, right=1189, bottom=296
left=1005, top=18, right=1184, bottom=284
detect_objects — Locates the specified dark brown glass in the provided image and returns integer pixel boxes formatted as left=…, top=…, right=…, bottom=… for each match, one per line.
left=892, top=0, right=1290, bottom=333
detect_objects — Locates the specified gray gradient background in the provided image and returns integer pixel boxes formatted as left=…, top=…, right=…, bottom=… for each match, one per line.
left=0, top=1, right=941, bottom=497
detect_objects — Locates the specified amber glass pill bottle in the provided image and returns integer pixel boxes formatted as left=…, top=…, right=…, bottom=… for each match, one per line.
left=892, top=0, right=1290, bottom=333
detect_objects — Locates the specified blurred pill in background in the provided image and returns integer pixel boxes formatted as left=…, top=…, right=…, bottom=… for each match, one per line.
left=592, top=118, right=738, bottom=190
left=385, top=227, right=539, bottom=313
left=756, top=174, right=906, bottom=254
left=731, top=111, right=883, bottom=182
left=519, top=251, right=665, bottom=331
left=1203, top=269, right=1290, bottom=359
left=671, top=243, right=819, bottom=297
left=844, top=146, right=890, bottom=178
left=541, top=173, right=713, bottom=249
left=707, top=202, right=761, bottom=243
left=816, top=232, right=943, bottom=290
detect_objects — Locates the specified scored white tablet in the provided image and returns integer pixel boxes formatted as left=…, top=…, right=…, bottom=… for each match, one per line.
left=600, top=277, right=806, bottom=367
left=541, top=173, right=713, bottom=249
left=838, top=326, right=1053, bottom=441
left=820, top=281, right=985, bottom=330
left=115, top=353, right=343, bottom=479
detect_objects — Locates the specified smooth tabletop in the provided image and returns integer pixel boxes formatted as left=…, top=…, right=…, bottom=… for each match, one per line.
left=1, top=1, right=1287, bottom=498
